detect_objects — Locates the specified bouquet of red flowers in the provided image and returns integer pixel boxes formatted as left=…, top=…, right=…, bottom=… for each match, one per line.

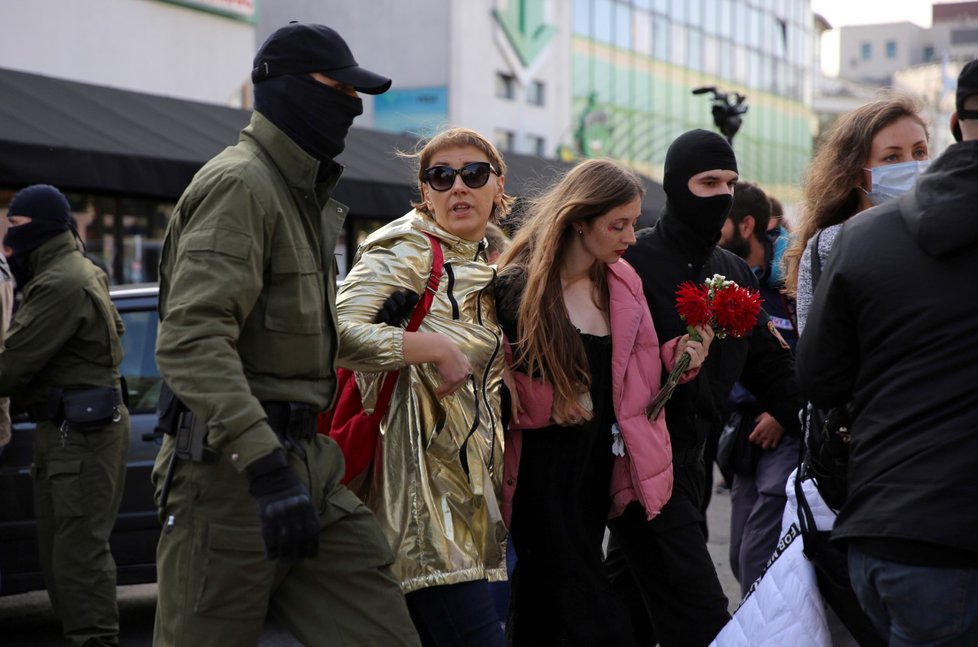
left=646, top=273, right=762, bottom=420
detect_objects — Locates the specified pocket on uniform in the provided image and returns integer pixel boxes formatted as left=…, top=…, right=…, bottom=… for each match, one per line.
left=264, top=246, right=325, bottom=335
left=47, top=460, right=85, bottom=518
left=194, top=521, right=272, bottom=619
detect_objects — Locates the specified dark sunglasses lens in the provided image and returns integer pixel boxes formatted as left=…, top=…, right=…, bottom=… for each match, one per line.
left=425, top=167, right=456, bottom=191
left=460, top=163, right=491, bottom=188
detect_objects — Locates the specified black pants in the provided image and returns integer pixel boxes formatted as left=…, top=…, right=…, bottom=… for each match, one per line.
left=607, top=466, right=730, bottom=647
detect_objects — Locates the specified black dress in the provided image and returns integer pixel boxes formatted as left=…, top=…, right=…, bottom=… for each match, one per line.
left=507, top=333, right=637, bottom=647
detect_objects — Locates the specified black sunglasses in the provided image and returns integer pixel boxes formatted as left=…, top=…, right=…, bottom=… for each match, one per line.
left=423, top=162, right=498, bottom=192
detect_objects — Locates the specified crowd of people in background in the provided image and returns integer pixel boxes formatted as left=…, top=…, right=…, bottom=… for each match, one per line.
left=3, top=19, right=978, bottom=647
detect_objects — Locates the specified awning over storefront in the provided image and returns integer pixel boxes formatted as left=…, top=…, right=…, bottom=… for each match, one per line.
left=0, top=67, right=665, bottom=222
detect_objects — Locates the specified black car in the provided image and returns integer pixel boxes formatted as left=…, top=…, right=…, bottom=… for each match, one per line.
left=0, top=284, right=163, bottom=595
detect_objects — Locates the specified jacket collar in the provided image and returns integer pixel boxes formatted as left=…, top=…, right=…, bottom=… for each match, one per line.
left=29, top=231, right=79, bottom=274
left=245, top=110, right=344, bottom=193
left=410, top=210, right=486, bottom=260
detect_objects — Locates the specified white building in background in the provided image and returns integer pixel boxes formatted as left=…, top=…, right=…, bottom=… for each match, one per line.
left=0, top=0, right=255, bottom=106
left=838, top=1, right=978, bottom=86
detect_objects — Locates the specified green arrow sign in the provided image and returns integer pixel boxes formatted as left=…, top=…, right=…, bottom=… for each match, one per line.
left=493, top=0, right=556, bottom=68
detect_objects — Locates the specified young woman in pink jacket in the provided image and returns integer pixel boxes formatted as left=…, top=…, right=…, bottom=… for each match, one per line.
left=494, top=158, right=713, bottom=646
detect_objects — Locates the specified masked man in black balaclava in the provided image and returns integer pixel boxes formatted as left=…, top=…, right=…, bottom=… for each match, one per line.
left=152, top=23, right=421, bottom=647
left=607, top=130, right=801, bottom=647
left=0, top=184, right=130, bottom=646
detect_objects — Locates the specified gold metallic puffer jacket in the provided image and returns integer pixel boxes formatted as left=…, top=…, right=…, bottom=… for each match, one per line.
left=336, top=211, right=506, bottom=593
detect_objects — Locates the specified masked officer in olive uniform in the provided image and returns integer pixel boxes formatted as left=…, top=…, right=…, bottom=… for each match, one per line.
left=0, top=184, right=129, bottom=647
left=153, top=23, right=420, bottom=647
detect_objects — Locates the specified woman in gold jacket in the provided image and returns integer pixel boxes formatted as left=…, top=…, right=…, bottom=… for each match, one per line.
left=336, top=127, right=513, bottom=647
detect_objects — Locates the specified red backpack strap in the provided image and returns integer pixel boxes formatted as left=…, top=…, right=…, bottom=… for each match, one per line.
left=404, top=232, right=444, bottom=332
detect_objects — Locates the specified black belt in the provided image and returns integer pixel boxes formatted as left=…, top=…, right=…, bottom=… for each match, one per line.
left=262, top=401, right=318, bottom=457
left=27, top=388, right=123, bottom=423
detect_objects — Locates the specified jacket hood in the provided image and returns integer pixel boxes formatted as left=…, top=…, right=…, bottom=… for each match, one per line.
left=902, top=141, right=978, bottom=258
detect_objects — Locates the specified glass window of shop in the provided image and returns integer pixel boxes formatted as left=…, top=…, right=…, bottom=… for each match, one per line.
left=65, top=194, right=174, bottom=286
left=573, top=0, right=591, bottom=36
left=652, top=15, right=670, bottom=60
left=594, top=0, right=614, bottom=44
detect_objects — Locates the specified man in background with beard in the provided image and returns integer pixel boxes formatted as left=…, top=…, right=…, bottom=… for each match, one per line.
left=608, top=130, right=800, bottom=647
left=153, top=23, right=420, bottom=646
left=718, top=181, right=800, bottom=599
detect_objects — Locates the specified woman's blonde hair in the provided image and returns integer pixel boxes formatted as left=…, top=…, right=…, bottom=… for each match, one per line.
left=783, top=92, right=927, bottom=296
left=404, top=127, right=515, bottom=223
left=499, top=158, right=645, bottom=419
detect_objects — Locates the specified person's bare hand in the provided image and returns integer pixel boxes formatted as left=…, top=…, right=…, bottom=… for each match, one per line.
left=432, top=336, right=473, bottom=399
left=748, top=412, right=784, bottom=449
left=551, top=391, right=593, bottom=426
left=677, top=324, right=715, bottom=370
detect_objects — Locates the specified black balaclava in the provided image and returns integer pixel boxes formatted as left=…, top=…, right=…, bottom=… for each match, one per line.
left=663, top=129, right=739, bottom=245
left=4, top=184, right=75, bottom=287
left=254, top=74, right=363, bottom=164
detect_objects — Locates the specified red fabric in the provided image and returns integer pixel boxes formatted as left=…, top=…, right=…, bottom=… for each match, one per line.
left=317, top=232, right=444, bottom=484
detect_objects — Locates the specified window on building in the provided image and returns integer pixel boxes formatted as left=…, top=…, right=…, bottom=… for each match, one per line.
left=923, top=45, right=935, bottom=61
left=886, top=41, right=897, bottom=59
left=951, top=28, right=978, bottom=45
left=528, top=135, right=547, bottom=157
left=613, top=0, right=631, bottom=48
left=496, top=72, right=516, bottom=100
left=528, top=80, right=545, bottom=106
left=861, top=42, right=872, bottom=60
left=496, top=129, right=515, bottom=152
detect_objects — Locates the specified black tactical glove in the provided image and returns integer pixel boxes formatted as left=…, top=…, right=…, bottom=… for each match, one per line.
left=374, top=288, right=420, bottom=326
left=247, top=449, right=319, bottom=561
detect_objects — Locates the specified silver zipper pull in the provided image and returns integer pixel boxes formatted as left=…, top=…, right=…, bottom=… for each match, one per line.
left=59, top=420, right=69, bottom=448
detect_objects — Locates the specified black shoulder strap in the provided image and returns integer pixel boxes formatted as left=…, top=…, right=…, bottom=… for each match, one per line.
left=808, top=229, right=824, bottom=289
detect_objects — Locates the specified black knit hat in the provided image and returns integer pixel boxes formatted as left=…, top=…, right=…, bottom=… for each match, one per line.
left=251, top=23, right=391, bottom=95
left=7, top=184, right=72, bottom=226
left=4, top=184, right=74, bottom=258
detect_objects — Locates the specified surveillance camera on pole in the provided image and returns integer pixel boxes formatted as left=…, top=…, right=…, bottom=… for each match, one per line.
left=692, top=86, right=749, bottom=145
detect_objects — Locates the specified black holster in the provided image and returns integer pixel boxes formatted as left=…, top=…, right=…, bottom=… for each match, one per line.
left=262, top=401, right=317, bottom=460
left=29, top=386, right=123, bottom=430
left=157, top=381, right=215, bottom=463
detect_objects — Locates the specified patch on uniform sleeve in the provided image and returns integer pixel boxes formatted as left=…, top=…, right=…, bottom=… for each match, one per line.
left=767, top=320, right=790, bottom=350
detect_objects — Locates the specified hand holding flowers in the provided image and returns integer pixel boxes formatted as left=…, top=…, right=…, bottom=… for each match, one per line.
left=646, top=274, right=763, bottom=420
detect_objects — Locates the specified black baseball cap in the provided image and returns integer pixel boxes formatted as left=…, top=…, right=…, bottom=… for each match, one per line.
left=251, top=23, right=391, bottom=95
left=952, top=59, right=978, bottom=141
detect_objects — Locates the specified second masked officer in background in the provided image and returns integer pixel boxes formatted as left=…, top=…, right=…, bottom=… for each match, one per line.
left=0, top=184, right=129, bottom=647
left=153, top=23, right=421, bottom=647
left=611, top=130, right=801, bottom=647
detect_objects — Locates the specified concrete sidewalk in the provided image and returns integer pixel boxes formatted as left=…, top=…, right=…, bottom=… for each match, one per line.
left=705, top=469, right=743, bottom=614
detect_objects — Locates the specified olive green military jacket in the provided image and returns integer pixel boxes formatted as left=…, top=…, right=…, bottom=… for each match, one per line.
left=156, top=111, right=347, bottom=472
left=0, top=232, right=124, bottom=403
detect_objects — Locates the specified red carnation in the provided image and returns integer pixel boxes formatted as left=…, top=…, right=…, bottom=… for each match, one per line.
left=675, top=281, right=713, bottom=329
left=646, top=274, right=763, bottom=420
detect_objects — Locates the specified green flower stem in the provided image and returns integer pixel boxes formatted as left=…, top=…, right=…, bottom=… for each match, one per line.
left=646, top=326, right=703, bottom=421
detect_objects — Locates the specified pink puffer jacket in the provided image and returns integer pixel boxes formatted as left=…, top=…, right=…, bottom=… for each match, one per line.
left=502, top=259, right=697, bottom=527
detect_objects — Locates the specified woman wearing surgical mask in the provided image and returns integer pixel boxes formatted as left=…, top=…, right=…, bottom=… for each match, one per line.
left=784, top=93, right=929, bottom=330
left=780, top=93, right=927, bottom=647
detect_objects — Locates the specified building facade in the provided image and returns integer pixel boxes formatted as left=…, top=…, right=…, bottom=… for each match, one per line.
left=265, top=0, right=817, bottom=202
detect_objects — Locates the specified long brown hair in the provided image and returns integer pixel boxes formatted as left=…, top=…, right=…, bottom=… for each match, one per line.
left=498, top=158, right=645, bottom=419
left=782, top=93, right=926, bottom=296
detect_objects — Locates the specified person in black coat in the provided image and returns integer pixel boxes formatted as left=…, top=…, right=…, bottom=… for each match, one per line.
left=797, top=60, right=978, bottom=644
left=606, top=129, right=800, bottom=647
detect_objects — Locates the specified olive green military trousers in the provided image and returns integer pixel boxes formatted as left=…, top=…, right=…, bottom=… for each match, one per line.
left=152, top=433, right=421, bottom=647
left=33, top=409, right=130, bottom=647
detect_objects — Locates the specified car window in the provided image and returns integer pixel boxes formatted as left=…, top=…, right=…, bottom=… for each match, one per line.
left=119, top=308, right=161, bottom=412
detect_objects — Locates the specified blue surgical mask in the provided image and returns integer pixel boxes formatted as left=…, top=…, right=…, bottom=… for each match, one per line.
left=863, top=160, right=931, bottom=206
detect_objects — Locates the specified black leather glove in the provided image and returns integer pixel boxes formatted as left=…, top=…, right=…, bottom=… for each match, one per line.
left=247, top=449, right=319, bottom=561
left=374, top=288, right=420, bottom=326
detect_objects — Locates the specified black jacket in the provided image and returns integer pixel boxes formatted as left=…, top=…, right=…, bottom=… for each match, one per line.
left=625, top=210, right=801, bottom=457
left=797, top=142, right=978, bottom=559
